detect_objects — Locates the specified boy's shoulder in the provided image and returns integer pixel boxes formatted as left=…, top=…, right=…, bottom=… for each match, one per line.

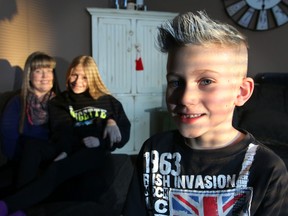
left=142, top=130, right=182, bottom=150
left=253, top=140, right=287, bottom=170
left=239, top=132, right=287, bottom=172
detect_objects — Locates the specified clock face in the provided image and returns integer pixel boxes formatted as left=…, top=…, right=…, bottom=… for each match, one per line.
left=224, top=0, right=288, bottom=30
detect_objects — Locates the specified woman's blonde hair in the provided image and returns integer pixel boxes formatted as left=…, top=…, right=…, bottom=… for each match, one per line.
left=20, top=51, right=58, bottom=133
left=66, top=55, right=110, bottom=99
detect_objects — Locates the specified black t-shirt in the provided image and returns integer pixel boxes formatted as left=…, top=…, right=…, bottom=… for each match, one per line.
left=124, top=130, right=288, bottom=216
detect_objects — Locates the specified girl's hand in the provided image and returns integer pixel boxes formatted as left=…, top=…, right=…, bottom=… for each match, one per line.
left=83, top=136, right=100, bottom=148
left=103, top=119, right=122, bottom=148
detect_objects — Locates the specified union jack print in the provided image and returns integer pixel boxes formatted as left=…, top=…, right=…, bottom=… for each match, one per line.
left=170, top=188, right=252, bottom=216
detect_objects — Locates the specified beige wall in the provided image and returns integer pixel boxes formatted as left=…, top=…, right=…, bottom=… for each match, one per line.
left=1, top=0, right=287, bottom=91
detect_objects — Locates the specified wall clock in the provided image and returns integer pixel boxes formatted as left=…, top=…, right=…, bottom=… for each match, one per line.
left=224, top=0, right=288, bottom=31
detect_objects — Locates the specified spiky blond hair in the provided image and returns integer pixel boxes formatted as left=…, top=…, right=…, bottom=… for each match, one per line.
left=157, top=11, right=249, bottom=77
left=158, top=11, right=248, bottom=51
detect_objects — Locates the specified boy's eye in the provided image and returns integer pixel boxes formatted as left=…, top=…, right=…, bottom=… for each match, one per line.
left=199, top=79, right=213, bottom=86
left=168, top=80, right=184, bottom=88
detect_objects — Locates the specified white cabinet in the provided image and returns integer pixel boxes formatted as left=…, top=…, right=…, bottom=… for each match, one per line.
left=87, top=8, right=177, bottom=154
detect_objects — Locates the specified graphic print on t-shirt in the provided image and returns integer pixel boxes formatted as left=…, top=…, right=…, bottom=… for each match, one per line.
left=142, top=143, right=257, bottom=215
left=69, top=105, right=107, bottom=127
left=170, top=188, right=252, bottom=216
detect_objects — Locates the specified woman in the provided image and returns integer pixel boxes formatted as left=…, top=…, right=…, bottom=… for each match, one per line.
left=0, top=55, right=131, bottom=216
left=0, top=51, right=59, bottom=161
left=0, top=52, right=60, bottom=191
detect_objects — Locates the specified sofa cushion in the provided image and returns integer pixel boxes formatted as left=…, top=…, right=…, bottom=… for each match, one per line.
left=235, top=84, right=288, bottom=144
left=254, top=72, right=288, bottom=86
left=0, top=90, right=21, bottom=165
left=240, top=84, right=287, bottom=113
left=238, top=110, right=288, bottom=144
left=0, top=90, right=20, bottom=114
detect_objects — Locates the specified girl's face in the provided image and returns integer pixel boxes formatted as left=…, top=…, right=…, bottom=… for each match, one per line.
left=69, top=65, right=88, bottom=94
left=166, top=44, right=248, bottom=140
left=30, top=67, right=54, bottom=97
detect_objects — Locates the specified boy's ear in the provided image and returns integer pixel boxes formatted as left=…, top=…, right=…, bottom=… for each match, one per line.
left=235, top=77, right=254, bottom=106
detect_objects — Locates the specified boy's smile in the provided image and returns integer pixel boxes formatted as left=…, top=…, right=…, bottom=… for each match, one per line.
left=166, top=44, right=251, bottom=148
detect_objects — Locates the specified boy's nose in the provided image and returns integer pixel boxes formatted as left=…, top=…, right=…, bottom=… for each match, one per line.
left=180, top=85, right=199, bottom=105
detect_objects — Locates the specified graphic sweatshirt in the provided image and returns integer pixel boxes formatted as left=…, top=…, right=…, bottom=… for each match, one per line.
left=48, top=91, right=131, bottom=152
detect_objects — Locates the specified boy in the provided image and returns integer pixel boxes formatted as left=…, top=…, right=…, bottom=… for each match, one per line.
left=124, top=11, right=288, bottom=215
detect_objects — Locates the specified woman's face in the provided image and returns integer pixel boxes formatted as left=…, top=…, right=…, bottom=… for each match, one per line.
left=68, top=65, right=88, bottom=94
left=30, top=67, right=54, bottom=97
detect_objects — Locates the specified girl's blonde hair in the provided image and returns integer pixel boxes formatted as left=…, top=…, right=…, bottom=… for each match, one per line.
left=66, top=55, right=110, bottom=99
left=20, top=51, right=58, bottom=133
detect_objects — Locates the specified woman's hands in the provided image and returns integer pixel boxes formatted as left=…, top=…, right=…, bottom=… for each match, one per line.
left=103, top=119, right=122, bottom=148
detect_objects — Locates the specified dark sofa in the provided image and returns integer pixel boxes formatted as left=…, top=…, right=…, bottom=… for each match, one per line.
left=233, top=72, right=288, bottom=168
left=0, top=91, right=134, bottom=216
left=233, top=73, right=288, bottom=216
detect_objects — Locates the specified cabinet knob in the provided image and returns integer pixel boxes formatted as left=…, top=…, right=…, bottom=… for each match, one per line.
left=135, top=43, right=141, bottom=52
left=129, top=30, right=134, bottom=36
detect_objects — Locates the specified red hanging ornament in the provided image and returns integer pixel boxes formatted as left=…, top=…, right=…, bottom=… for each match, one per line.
left=136, top=57, right=144, bottom=71
left=135, top=45, right=144, bottom=71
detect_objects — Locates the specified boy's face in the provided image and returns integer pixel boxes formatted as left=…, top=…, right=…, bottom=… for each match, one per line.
left=166, top=44, right=249, bottom=139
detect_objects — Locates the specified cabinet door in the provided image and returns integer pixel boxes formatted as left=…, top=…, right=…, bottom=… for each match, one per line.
left=136, top=19, right=168, bottom=94
left=113, top=94, right=162, bottom=154
left=133, top=94, right=162, bottom=152
left=97, top=17, right=134, bottom=94
left=112, top=95, right=135, bottom=154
